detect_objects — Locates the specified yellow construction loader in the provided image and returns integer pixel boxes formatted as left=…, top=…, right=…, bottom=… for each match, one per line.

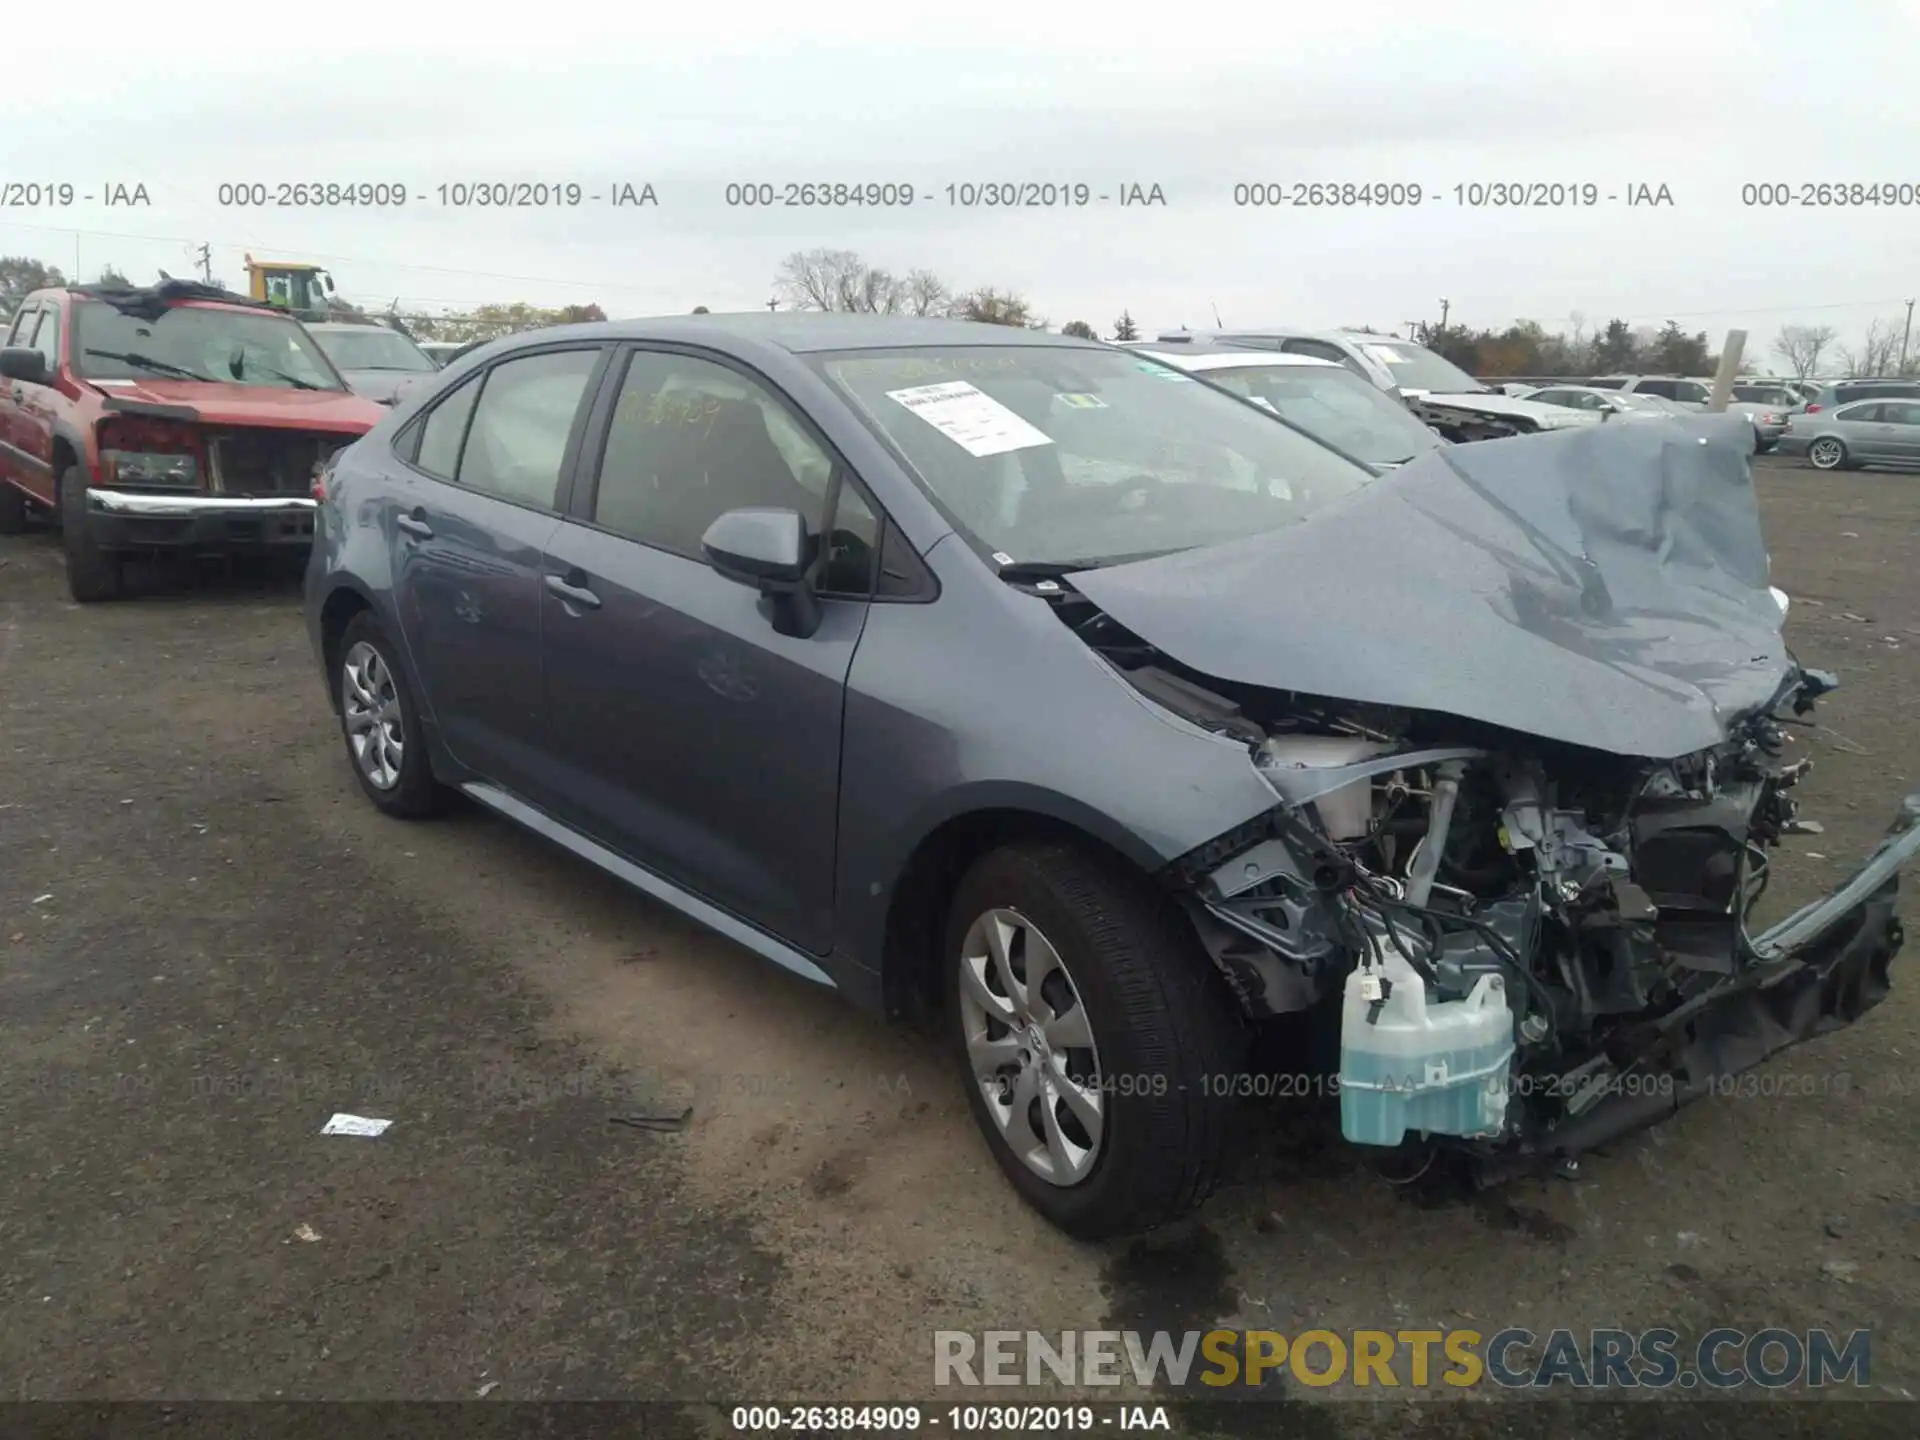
left=244, top=255, right=337, bottom=321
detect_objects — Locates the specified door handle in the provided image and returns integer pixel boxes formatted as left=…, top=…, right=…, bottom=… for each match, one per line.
left=396, top=510, right=433, bottom=540
left=544, top=572, right=602, bottom=610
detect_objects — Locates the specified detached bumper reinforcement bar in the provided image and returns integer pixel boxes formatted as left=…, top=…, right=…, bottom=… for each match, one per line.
left=87, top=488, right=318, bottom=518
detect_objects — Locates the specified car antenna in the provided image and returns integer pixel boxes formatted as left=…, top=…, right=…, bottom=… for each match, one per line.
left=1212, top=300, right=1223, bottom=327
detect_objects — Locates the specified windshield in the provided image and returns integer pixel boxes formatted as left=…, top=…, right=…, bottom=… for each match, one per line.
left=1195, top=363, right=1444, bottom=466
left=312, top=327, right=437, bottom=373
left=1340, top=338, right=1484, bottom=394
left=74, top=301, right=344, bottom=390
left=817, top=346, right=1375, bottom=568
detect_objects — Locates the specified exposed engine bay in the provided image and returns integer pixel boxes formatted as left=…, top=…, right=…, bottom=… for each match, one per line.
left=1019, top=419, right=1920, bottom=1177
left=1064, top=599, right=1907, bottom=1174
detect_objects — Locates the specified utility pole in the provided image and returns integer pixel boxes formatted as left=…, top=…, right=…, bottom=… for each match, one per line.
left=1902, top=298, right=1915, bottom=374
left=1404, top=321, right=1418, bottom=341
left=195, top=243, right=213, bottom=284
left=1437, top=298, right=1450, bottom=333
left=766, top=297, right=779, bottom=312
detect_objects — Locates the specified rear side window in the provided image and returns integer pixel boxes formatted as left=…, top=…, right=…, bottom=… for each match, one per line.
left=1838, top=403, right=1884, bottom=422
left=414, top=376, right=482, bottom=480
left=1883, top=402, right=1920, bottom=425
left=1634, top=379, right=1676, bottom=399
left=455, top=349, right=599, bottom=508
left=31, top=306, right=61, bottom=369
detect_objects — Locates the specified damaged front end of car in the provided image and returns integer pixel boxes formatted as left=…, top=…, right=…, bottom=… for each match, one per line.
left=1056, top=417, right=1920, bottom=1178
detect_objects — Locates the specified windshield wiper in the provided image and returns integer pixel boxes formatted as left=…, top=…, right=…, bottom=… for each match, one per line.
left=238, top=362, right=324, bottom=391
left=83, top=348, right=217, bottom=382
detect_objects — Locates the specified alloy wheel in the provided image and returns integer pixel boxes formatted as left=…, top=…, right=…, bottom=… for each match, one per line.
left=957, top=907, right=1105, bottom=1185
left=1809, top=438, right=1844, bottom=470
left=341, top=640, right=405, bottom=790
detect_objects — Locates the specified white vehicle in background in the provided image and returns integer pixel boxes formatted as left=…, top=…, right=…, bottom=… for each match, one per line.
left=1151, top=327, right=1601, bottom=441
left=1125, top=346, right=1452, bottom=473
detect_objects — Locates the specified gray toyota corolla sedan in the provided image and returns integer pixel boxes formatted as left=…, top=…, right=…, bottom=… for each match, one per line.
left=305, top=314, right=1920, bottom=1239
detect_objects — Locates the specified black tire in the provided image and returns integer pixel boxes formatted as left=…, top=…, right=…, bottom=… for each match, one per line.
left=944, top=841, right=1247, bottom=1240
left=0, top=480, right=28, bottom=535
left=58, top=465, right=123, bottom=601
left=334, top=612, right=451, bottom=819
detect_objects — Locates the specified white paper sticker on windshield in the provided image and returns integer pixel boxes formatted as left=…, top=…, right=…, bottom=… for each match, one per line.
left=886, top=381, right=1053, bottom=457
left=1056, top=393, right=1107, bottom=409
left=1361, top=344, right=1407, bottom=369
left=1248, top=396, right=1280, bottom=414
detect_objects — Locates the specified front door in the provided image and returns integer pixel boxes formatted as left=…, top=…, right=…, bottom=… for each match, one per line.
left=389, top=346, right=604, bottom=800
left=539, top=345, right=879, bottom=954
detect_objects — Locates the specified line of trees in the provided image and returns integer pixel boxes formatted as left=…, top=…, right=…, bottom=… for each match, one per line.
left=1403, top=312, right=1917, bottom=380
left=6, top=250, right=1908, bottom=377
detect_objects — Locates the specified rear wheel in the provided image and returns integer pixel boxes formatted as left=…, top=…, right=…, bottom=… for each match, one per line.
left=945, top=841, right=1246, bottom=1240
left=335, top=612, right=450, bottom=818
left=58, top=465, right=122, bottom=601
left=1807, top=437, right=1848, bottom=471
left=0, top=480, right=27, bottom=535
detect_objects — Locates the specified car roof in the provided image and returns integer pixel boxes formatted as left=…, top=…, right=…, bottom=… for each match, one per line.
left=1139, top=348, right=1342, bottom=371
left=505, top=312, right=1105, bottom=356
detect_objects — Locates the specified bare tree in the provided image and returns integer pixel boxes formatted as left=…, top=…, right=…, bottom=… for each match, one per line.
left=950, top=286, right=1041, bottom=328
left=1061, top=320, right=1097, bottom=339
left=1774, top=323, right=1836, bottom=381
left=900, top=269, right=950, bottom=317
left=1837, top=317, right=1904, bottom=378
left=775, top=248, right=904, bottom=313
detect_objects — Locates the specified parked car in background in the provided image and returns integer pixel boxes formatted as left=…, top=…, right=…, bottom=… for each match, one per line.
left=1152, top=328, right=1599, bottom=440
left=1778, top=398, right=1920, bottom=471
left=1130, top=346, right=1449, bottom=472
left=1520, top=384, right=1687, bottom=421
left=1582, top=375, right=1715, bottom=409
left=1802, top=378, right=1920, bottom=415
left=306, top=322, right=441, bottom=404
left=1735, top=378, right=1819, bottom=408
left=417, top=341, right=466, bottom=367
left=0, top=279, right=385, bottom=600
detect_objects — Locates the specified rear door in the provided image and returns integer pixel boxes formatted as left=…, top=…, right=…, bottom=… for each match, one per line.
left=0, top=304, right=44, bottom=502
left=537, top=344, right=881, bottom=953
left=1878, top=401, right=1920, bottom=463
left=388, top=343, right=608, bottom=800
left=12, top=298, right=65, bottom=501
left=1835, top=402, right=1891, bottom=459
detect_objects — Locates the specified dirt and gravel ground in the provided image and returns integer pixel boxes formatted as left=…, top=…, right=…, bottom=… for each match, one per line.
left=3, top=454, right=1919, bottom=1434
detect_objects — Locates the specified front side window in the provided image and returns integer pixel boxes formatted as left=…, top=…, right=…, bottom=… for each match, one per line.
left=455, top=349, right=599, bottom=508
left=6, top=307, right=39, bottom=347
left=74, top=301, right=345, bottom=390
left=1836, top=403, right=1884, bottom=423
left=818, top=346, right=1374, bottom=569
left=589, top=350, right=878, bottom=590
left=1199, top=363, right=1444, bottom=466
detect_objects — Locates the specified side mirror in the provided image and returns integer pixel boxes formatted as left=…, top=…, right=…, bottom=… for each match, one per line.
left=0, top=346, right=49, bottom=385
left=702, top=507, right=822, bottom=638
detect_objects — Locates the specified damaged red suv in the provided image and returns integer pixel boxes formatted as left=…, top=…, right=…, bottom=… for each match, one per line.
left=0, top=280, right=386, bottom=601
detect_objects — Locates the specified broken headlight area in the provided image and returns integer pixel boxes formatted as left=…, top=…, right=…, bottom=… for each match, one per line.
left=1148, top=660, right=1912, bottom=1173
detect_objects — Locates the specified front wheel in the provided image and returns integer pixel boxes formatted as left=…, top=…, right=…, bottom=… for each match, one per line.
left=945, top=842, right=1246, bottom=1240
left=1807, top=437, right=1848, bottom=471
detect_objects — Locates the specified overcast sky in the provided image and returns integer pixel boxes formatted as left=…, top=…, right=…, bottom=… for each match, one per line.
left=6, top=0, right=1917, bottom=360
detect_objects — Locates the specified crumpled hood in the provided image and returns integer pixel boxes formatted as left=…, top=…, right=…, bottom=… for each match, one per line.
left=86, top=377, right=384, bottom=433
left=1407, top=389, right=1599, bottom=428
left=1069, top=416, right=1792, bottom=760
